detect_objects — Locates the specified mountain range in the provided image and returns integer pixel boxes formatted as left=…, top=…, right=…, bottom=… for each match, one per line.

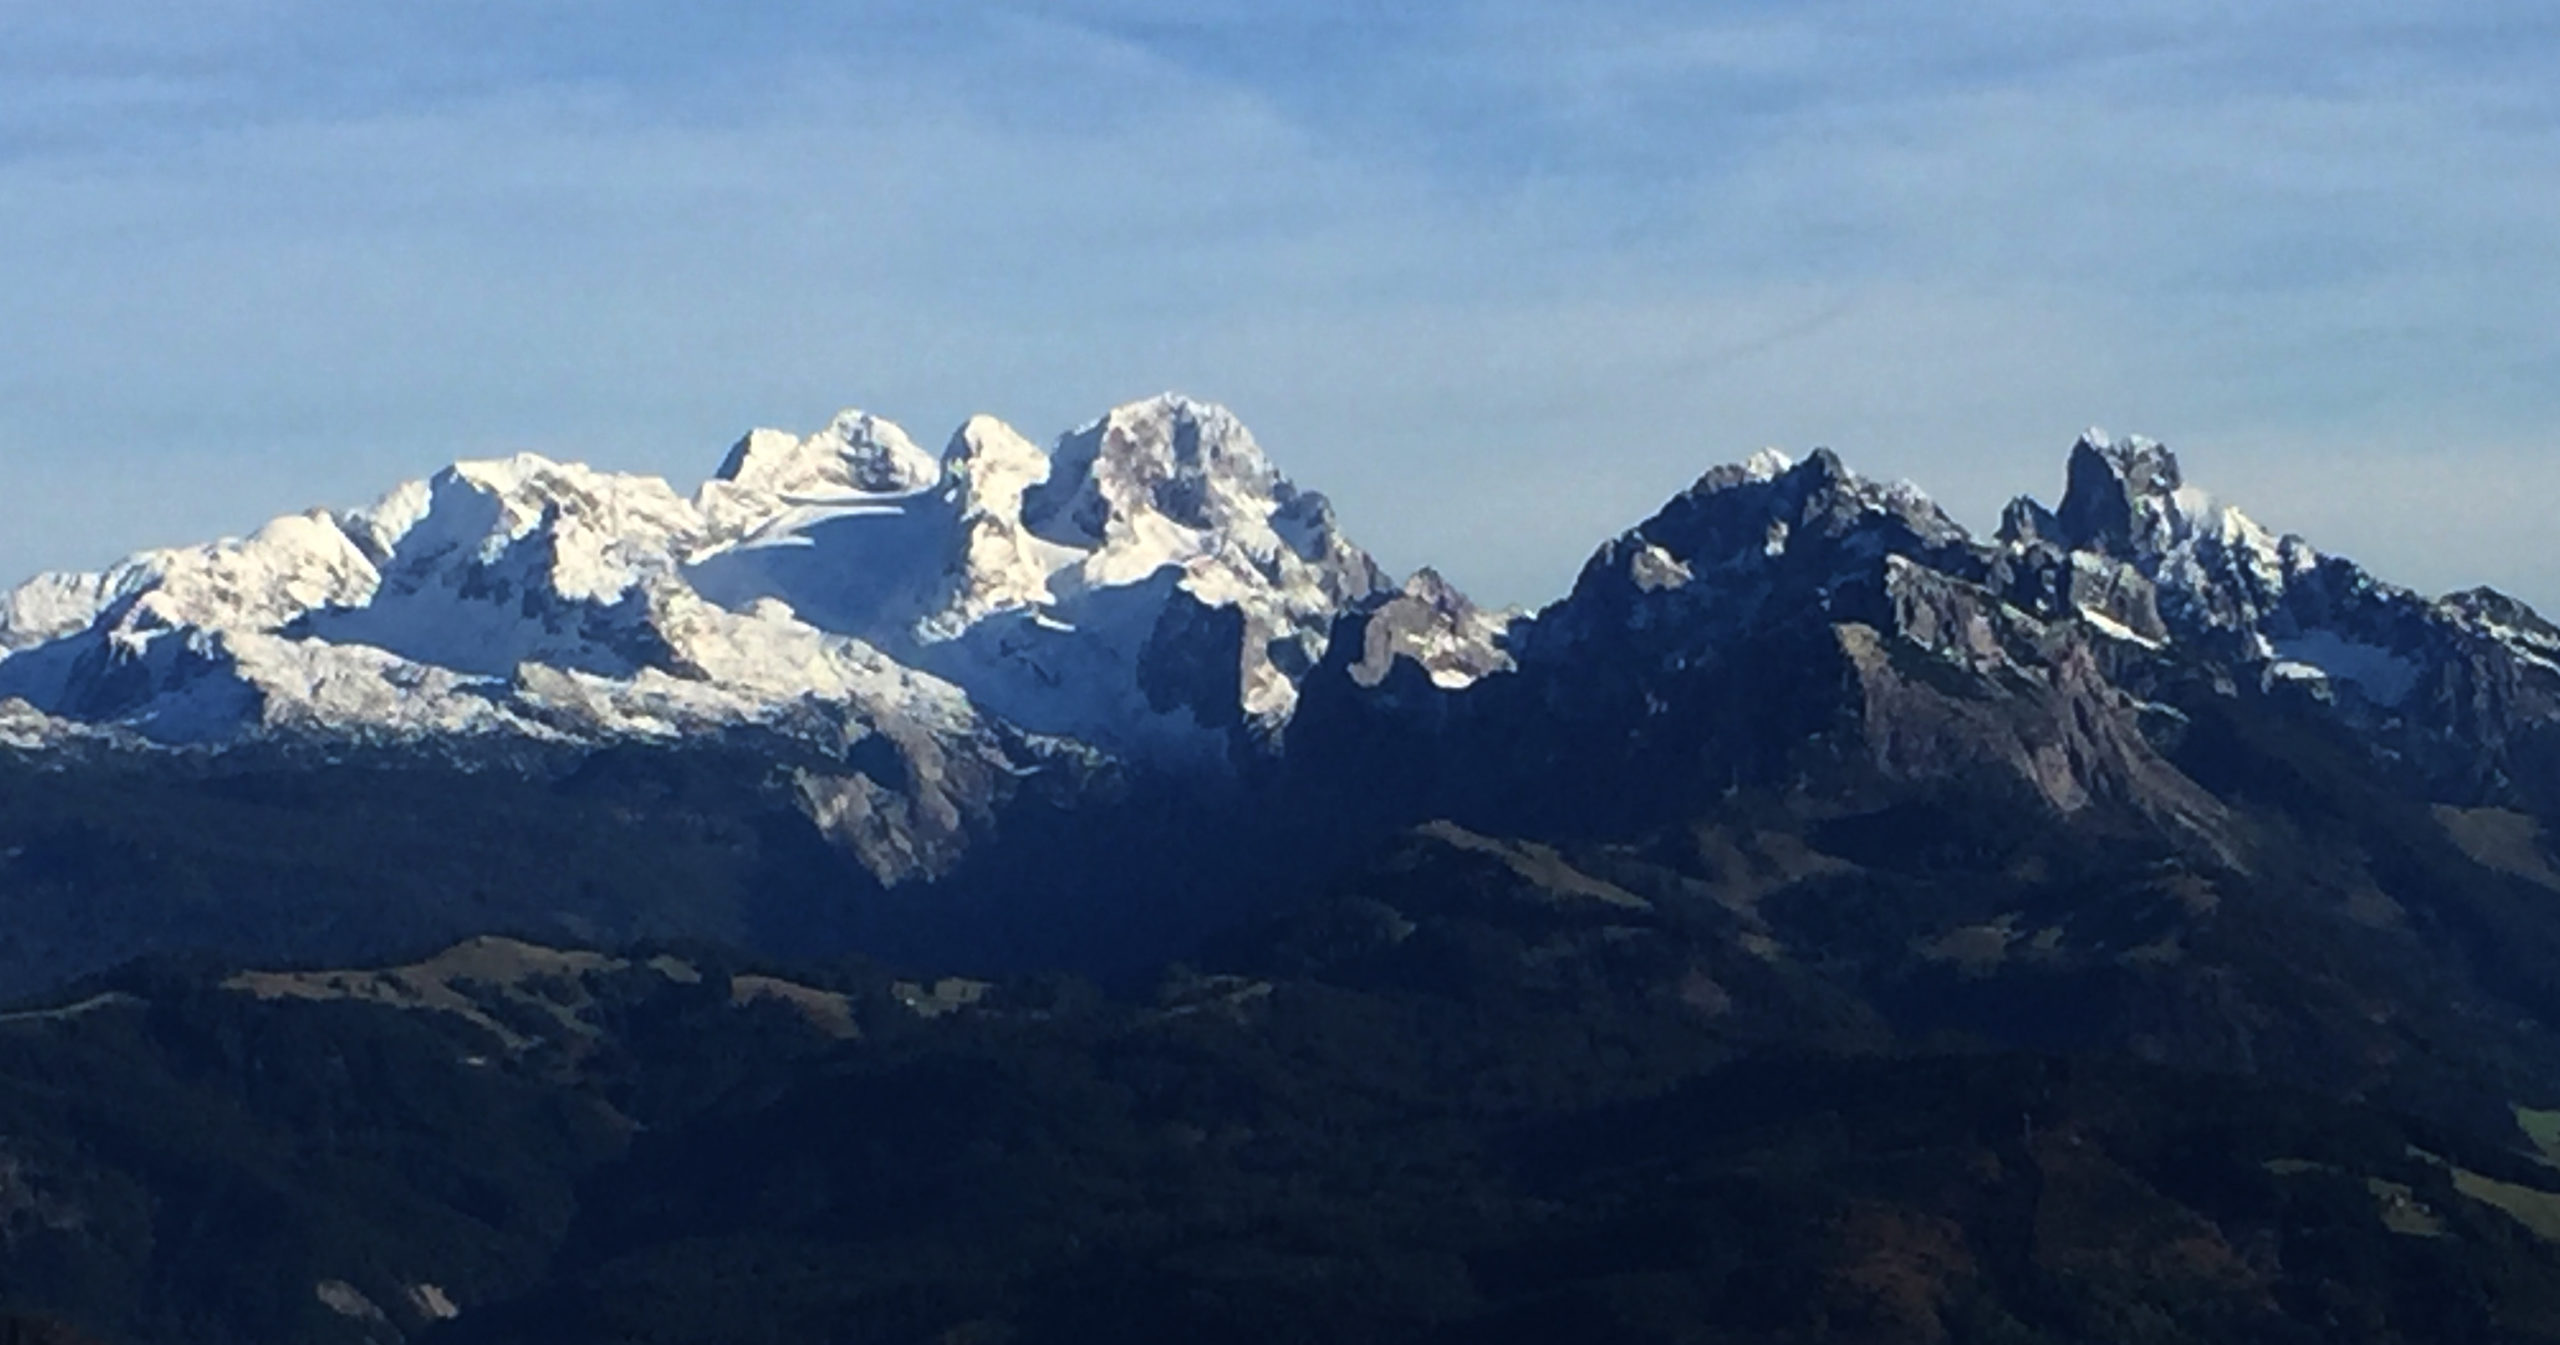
left=9, top=398, right=2560, bottom=1342
left=11, top=398, right=2554, bottom=885
left=0, top=396, right=1415, bottom=758
left=9, top=399, right=2556, bottom=957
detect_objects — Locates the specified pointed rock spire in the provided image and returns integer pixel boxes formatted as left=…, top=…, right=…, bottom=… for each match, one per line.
left=2055, top=429, right=2183, bottom=555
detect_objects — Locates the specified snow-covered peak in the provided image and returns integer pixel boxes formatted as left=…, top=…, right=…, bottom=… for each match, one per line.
left=997, top=394, right=1391, bottom=723
left=677, top=395, right=1393, bottom=749
left=1528, top=444, right=1983, bottom=665
left=1742, top=448, right=1796, bottom=481
left=27, top=510, right=382, bottom=650
left=367, top=456, right=707, bottom=610
left=0, top=391, right=1414, bottom=777
left=1026, top=395, right=1277, bottom=574
left=2442, top=587, right=2560, bottom=644
left=1665, top=446, right=1951, bottom=529
left=927, top=415, right=1074, bottom=637
left=945, top=415, right=1051, bottom=514
left=716, top=410, right=942, bottom=498
left=0, top=570, right=132, bottom=652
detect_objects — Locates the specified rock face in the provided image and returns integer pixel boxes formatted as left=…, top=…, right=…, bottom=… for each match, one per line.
left=1997, top=431, right=2560, bottom=807
left=1297, top=432, right=2560, bottom=860
left=1314, top=444, right=2224, bottom=840
left=1345, top=569, right=1518, bottom=691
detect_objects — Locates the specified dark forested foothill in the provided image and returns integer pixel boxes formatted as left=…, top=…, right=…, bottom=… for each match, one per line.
left=8, top=796, right=2560, bottom=1343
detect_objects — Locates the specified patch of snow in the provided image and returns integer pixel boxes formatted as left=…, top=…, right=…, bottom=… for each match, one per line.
left=0, top=993, right=144, bottom=1026
left=408, top=1284, right=462, bottom=1322
left=1742, top=448, right=1795, bottom=481
left=2077, top=606, right=2165, bottom=649
left=2271, top=630, right=2422, bottom=705
left=1629, top=543, right=1694, bottom=593
left=316, top=1280, right=388, bottom=1323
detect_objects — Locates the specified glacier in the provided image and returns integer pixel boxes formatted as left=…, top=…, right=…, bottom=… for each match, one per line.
left=0, top=395, right=1481, bottom=761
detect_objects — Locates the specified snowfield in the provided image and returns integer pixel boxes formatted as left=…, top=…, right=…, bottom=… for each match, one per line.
left=0, top=395, right=1496, bottom=775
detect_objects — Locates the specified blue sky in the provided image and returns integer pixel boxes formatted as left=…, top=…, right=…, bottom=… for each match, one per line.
left=4, top=1, right=2558, bottom=607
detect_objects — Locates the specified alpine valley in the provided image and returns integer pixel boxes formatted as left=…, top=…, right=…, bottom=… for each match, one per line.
left=7, top=398, right=2560, bottom=1343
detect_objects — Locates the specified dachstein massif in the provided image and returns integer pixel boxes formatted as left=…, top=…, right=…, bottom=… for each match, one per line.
left=7, top=397, right=2560, bottom=1344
